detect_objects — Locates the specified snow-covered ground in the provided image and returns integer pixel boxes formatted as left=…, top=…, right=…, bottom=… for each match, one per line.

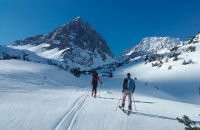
left=0, top=60, right=199, bottom=130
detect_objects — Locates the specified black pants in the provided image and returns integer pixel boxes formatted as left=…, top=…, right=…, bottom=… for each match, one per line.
left=92, top=82, right=98, bottom=94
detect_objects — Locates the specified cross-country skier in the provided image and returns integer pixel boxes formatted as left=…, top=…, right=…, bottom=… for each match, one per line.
left=120, top=73, right=135, bottom=110
left=91, top=72, right=102, bottom=97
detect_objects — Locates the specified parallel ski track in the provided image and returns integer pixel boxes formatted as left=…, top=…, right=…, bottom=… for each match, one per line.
left=54, top=94, right=88, bottom=130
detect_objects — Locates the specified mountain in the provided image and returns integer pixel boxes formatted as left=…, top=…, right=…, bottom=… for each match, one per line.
left=9, top=17, right=116, bottom=69
left=120, top=37, right=183, bottom=59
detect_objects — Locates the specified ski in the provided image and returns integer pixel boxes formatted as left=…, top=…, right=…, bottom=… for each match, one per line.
left=119, top=106, right=126, bottom=113
left=119, top=106, right=132, bottom=115
left=127, top=110, right=131, bottom=116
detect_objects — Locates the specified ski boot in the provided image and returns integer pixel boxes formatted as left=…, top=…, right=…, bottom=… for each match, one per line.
left=119, top=103, right=125, bottom=110
left=128, top=105, right=132, bottom=111
left=127, top=105, right=132, bottom=115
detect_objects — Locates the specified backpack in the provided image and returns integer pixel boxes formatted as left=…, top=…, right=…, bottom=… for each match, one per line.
left=124, top=78, right=135, bottom=92
left=92, top=73, right=98, bottom=83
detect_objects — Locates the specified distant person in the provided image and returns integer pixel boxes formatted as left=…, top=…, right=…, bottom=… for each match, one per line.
left=91, top=72, right=102, bottom=97
left=120, top=73, right=135, bottom=110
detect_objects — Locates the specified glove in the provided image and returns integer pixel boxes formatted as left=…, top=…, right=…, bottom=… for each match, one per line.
left=132, top=90, right=134, bottom=93
left=122, top=89, right=124, bottom=92
left=100, top=82, right=102, bottom=84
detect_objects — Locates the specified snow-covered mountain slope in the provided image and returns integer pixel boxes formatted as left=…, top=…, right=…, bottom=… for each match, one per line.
left=113, top=33, right=200, bottom=104
left=120, top=37, right=183, bottom=61
left=0, top=60, right=199, bottom=130
left=8, top=17, right=116, bottom=69
left=0, top=44, right=69, bottom=72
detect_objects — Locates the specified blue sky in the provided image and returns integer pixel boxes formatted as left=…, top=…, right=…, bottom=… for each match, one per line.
left=0, top=0, right=200, bottom=56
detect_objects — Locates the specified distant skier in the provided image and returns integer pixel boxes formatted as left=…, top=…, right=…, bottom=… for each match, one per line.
left=120, top=73, right=135, bottom=110
left=91, top=72, right=102, bottom=97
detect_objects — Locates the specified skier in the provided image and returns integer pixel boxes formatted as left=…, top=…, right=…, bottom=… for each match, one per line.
left=91, top=72, right=102, bottom=97
left=120, top=73, right=135, bottom=111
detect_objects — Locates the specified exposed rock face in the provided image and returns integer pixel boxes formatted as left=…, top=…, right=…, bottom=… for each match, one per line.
left=11, top=17, right=116, bottom=67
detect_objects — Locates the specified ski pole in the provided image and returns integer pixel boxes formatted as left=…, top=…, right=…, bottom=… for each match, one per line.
left=132, top=94, right=137, bottom=111
left=99, top=83, right=102, bottom=96
left=115, top=92, right=123, bottom=111
left=88, top=84, right=92, bottom=96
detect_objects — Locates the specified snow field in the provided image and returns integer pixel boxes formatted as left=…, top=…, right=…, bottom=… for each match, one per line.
left=0, top=60, right=199, bottom=130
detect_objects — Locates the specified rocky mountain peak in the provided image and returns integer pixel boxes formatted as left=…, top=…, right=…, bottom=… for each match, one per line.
left=10, top=17, right=116, bottom=68
left=120, top=37, right=183, bottom=57
left=187, top=32, right=200, bottom=44
left=72, top=16, right=82, bottom=22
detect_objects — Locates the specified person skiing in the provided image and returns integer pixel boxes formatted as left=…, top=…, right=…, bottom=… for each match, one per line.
left=120, top=73, right=135, bottom=111
left=91, top=72, right=102, bottom=97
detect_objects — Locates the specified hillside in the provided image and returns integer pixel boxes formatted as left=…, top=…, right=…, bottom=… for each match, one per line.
left=99, top=33, right=200, bottom=104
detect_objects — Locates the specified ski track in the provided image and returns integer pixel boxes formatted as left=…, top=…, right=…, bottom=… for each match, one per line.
left=54, top=94, right=88, bottom=130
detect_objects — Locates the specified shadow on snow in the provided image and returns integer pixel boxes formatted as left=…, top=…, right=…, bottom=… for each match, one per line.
left=130, top=112, right=176, bottom=121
